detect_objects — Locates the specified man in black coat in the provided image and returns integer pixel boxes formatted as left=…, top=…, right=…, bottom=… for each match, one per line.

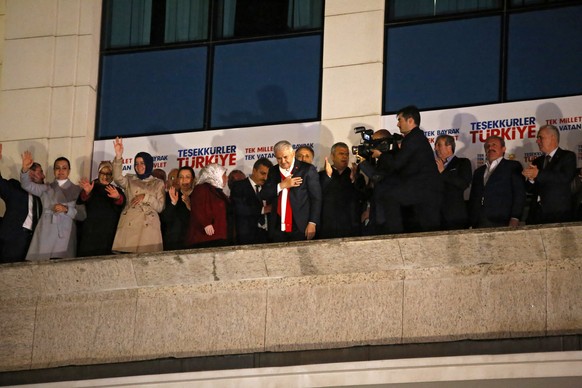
left=260, top=140, right=322, bottom=242
left=0, top=144, right=45, bottom=262
left=522, top=124, right=577, bottom=224
left=319, top=142, right=360, bottom=238
left=230, top=158, right=273, bottom=245
left=435, top=134, right=472, bottom=230
left=369, top=105, right=443, bottom=234
left=469, top=135, right=525, bottom=228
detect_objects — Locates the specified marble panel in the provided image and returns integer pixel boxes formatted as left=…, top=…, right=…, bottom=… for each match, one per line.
left=323, top=10, right=384, bottom=68
left=325, top=0, right=384, bottom=16
left=540, top=224, right=582, bottom=262
left=399, top=228, right=546, bottom=268
left=547, top=257, right=582, bottom=335
left=0, top=297, right=36, bottom=371
left=0, top=263, right=41, bottom=299
left=5, top=0, right=57, bottom=39
left=79, top=0, right=100, bottom=36
left=131, top=286, right=267, bottom=360
left=322, top=63, right=383, bottom=120
left=132, top=251, right=217, bottom=287
left=75, top=35, right=95, bottom=86
left=71, top=85, right=92, bottom=137
left=50, top=86, right=74, bottom=138
left=53, top=36, right=78, bottom=87
left=70, top=135, right=94, bottom=178
left=56, top=0, right=80, bottom=36
left=403, top=264, right=547, bottom=343
left=35, top=257, right=137, bottom=295
left=0, top=88, right=51, bottom=141
left=265, top=274, right=403, bottom=351
left=263, top=238, right=402, bottom=278
left=2, top=37, right=55, bottom=90
left=30, top=289, right=138, bottom=369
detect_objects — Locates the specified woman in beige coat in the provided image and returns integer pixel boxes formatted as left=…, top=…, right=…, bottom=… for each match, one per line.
left=112, top=137, right=165, bottom=253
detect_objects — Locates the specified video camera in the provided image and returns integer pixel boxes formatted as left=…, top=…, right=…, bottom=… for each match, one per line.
left=351, top=126, right=402, bottom=161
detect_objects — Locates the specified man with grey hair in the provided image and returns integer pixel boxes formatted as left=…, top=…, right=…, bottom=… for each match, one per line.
left=260, top=140, right=322, bottom=241
left=319, top=142, right=360, bottom=238
left=522, top=124, right=577, bottom=224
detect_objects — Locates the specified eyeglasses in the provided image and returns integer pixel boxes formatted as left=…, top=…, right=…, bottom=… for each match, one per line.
left=99, top=172, right=112, bottom=176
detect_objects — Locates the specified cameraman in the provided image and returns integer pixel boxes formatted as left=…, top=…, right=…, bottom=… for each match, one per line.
left=356, top=129, right=399, bottom=235
left=362, top=105, right=443, bottom=234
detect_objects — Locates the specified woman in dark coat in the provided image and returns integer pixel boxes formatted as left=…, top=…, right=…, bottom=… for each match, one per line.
left=185, top=163, right=232, bottom=248
left=77, top=161, right=126, bottom=257
left=161, top=166, right=195, bottom=250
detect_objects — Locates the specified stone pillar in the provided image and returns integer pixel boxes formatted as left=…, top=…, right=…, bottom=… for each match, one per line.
left=319, top=0, right=385, bottom=157
left=0, top=0, right=101, bottom=184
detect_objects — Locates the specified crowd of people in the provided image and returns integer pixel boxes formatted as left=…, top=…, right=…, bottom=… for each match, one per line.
left=1, top=105, right=582, bottom=263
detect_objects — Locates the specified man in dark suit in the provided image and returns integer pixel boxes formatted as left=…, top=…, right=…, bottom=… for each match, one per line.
left=230, top=157, right=273, bottom=245
left=319, top=142, right=360, bottom=238
left=260, top=140, right=322, bottom=242
left=369, top=105, right=443, bottom=234
left=435, top=134, right=472, bottom=230
left=522, top=124, right=577, bottom=224
left=469, top=135, right=525, bottom=228
left=0, top=144, right=45, bottom=262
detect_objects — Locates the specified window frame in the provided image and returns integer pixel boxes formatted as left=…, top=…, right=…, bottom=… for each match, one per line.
left=96, top=0, right=325, bottom=139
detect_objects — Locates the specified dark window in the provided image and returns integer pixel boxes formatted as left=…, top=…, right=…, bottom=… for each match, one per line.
left=384, top=16, right=501, bottom=112
left=384, top=1, right=582, bottom=113
left=507, top=5, right=582, bottom=101
left=211, top=35, right=322, bottom=128
left=387, top=0, right=501, bottom=21
left=98, top=0, right=324, bottom=138
left=103, top=0, right=323, bottom=49
left=98, top=47, right=208, bottom=138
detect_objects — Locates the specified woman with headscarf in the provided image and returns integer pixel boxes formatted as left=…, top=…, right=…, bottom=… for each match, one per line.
left=20, top=151, right=85, bottom=260
left=111, top=137, right=165, bottom=253
left=185, top=163, right=232, bottom=248
left=76, top=160, right=126, bottom=257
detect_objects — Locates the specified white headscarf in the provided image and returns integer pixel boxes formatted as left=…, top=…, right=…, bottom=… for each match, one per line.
left=196, top=163, right=226, bottom=189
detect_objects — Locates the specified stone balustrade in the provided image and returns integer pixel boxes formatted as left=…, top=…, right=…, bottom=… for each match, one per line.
left=1, top=223, right=581, bottom=372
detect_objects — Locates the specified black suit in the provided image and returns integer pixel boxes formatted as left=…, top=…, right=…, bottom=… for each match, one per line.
left=469, top=158, right=525, bottom=228
left=526, top=147, right=577, bottom=224
left=319, top=167, right=360, bottom=238
left=260, top=159, right=322, bottom=241
left=374, top=127, right=443, bottom=233
left=0, top=174, right=41, bottom=262
left=230, top=178, right=268, bottom=245
left=440, top=156, right=472, bottom=230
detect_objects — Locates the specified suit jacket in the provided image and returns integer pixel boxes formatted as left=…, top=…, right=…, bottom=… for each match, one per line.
left=376, top=127, right=443, bottom=204
left=319, top=167, right=360, bottom=238
left=440, top=156, right=472, bottom=229
left=230, top=178, right=267, bottom=244
left=526, top=147, right=577, bottom=224
left=260, top=159, right=322, bottom=236
left=469, top=158, right=525, bottom=228
left=0, top=173, right=41, bottom=261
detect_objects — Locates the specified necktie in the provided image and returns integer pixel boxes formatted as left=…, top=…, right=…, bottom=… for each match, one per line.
left=543, top=155, right=551, bottom=169
left=32, top=195, right=42, bottom=230
left=255, top=185, right=266, bottom=226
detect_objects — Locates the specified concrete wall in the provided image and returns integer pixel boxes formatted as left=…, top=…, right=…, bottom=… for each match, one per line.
left=1, top=223, right=581, bottom=372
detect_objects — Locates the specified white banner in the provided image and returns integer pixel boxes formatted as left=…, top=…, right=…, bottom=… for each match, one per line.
left=382, top=95, right=582, bottom=170
left=92, top=95, right=582, bottom=184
